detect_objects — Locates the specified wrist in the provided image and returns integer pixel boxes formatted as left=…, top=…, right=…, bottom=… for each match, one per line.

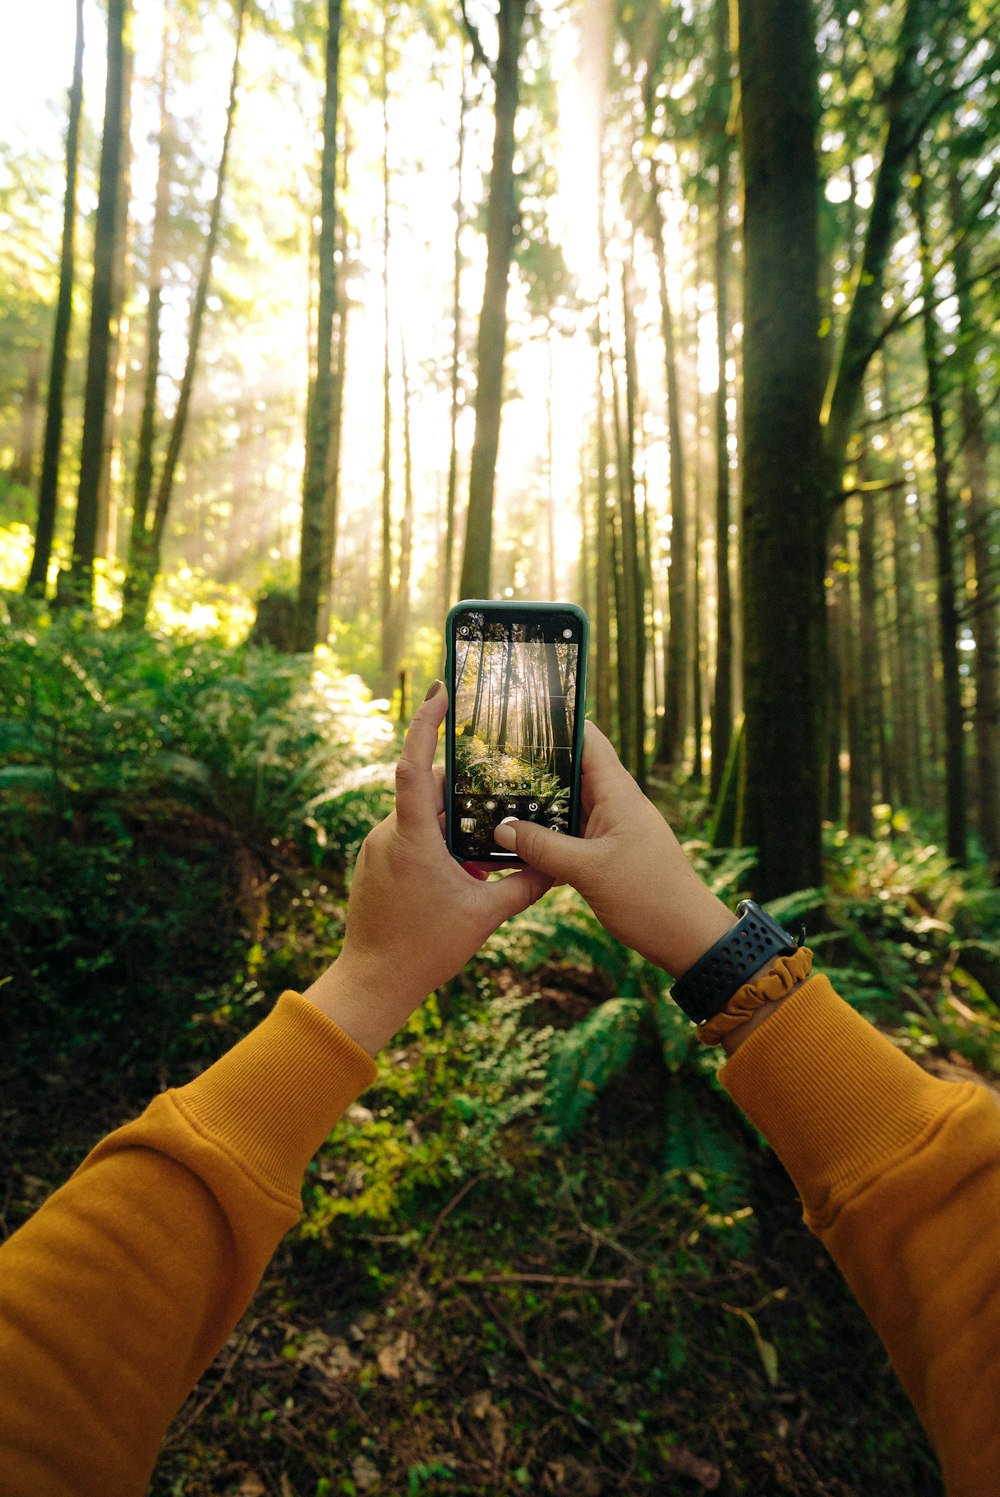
left=302, top=957, right=417, bottom=1058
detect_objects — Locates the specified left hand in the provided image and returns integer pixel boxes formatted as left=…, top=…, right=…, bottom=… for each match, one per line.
left=303, top=681, right=552, bottom=1054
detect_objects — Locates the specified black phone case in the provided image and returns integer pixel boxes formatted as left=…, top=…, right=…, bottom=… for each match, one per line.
left=444, top=599, right=590, bottom=864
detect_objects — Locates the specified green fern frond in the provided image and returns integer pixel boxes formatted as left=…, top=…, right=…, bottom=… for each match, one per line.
left=544, top=995, right=648, bottom=1139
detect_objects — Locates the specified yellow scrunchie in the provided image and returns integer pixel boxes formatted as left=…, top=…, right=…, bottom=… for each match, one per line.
left=695, top=945, right=814, bottom=1046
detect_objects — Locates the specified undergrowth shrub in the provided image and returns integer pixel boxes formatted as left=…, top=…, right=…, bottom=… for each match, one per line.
left=0, top=613, right=393, bottom=1067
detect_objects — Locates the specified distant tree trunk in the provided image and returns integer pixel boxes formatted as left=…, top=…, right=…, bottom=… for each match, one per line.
left=857, top=472, right=888, bottom=807
left=296, top=0, right=342, bottom=651
left=393, top=337, right=415, bottom=665
left=950, top=171, right=1000, bottom=862
left=884, top=354, right=920, bottom=806
left=545, top=325, right=557, bottom=597
left=710, top=139, right=734, bottom=797
left=546, top=639, right=571, bottom=780
left=444, top=54, right=467, bottom=613
left=11, top=346, right=43, bottom=491
left=845, top=502, right=874, bottom=837
left=737, top=0, right=825, bottom=897
left=61, top=0, right=129, bottom=608
left=96, top=30, right=133, bottom=562
left=821, top=0, right=934, bottom=502
left=458, top=0, right=528, bottom=602
left=26, top=0, right=84, bottom=596
left=917, top=482, right=942, bottom=786
left=122, top=18, right=171, bottom=624
left=121, top=0, right=247, bottom=629
left=649, top=185, right=688, bottom=770
left=619, top=259, right=646, bottom=790
left=497, top=637, right=515, bottom=752
left=594, top=343, right=613, bottom=735
left=825, top=510, right=846, bottom=823
left=317, top=136, right=351, bottom=645
left=915, top=170, right=966, bottom=865
left=379, top=11, right=395, bottom=680
left=691, top=435, right=705, bottom=786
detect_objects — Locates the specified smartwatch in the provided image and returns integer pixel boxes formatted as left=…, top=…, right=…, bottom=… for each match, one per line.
left=670, top=900, right=803, bottom=1025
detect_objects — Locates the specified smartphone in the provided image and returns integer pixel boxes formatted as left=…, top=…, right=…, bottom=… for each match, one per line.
left=444, top=600, right=589, bottom=864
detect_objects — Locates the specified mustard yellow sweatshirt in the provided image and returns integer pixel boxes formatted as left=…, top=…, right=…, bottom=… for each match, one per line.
left=1, top=977, right=998, bottom=1496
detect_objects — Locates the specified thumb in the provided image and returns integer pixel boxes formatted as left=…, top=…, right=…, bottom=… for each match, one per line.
left=493, top=818, right=588, bottom=882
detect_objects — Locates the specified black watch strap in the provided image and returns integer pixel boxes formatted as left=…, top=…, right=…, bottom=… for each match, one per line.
left=670, top=900, right=802, bottom=1025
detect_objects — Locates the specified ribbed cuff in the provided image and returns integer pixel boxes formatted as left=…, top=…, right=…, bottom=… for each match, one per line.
left=719, top=975, right=963, bottom=1228
left=173, top=992, right=378, bottom=1201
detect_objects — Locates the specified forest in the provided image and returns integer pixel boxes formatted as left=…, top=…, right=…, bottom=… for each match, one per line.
left=1, top=0, right=998, bottom=1491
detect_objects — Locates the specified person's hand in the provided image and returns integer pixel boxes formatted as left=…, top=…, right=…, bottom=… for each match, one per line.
left=492, top=721, right=734, bottom=978
left=303, top=682, right=551, bottom=1055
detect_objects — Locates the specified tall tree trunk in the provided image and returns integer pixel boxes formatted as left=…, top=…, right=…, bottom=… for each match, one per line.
left=950, top=171, right=1000, bottom=861
left=737, top=0, right=826, bottom=898
left=825, top=509, right=847, bottom=823
left=296, top=0, right=342, bottom=651
left=122, top=17, right=171, bottom=625
left=26, top=0, right=84, bottom=596
left=61, top=0, right=129, bottom=608
left=845, top=501, right=874, bottom=836
left=458, top=0, right=528, bottom=602
left=444, top=54, right=467, bottom=613
left=96, top=30, right=133, bottom=563
left=122, top=0, right=247, bottom=628
left=710, top=0, right=735, bottom=799
left=821, top=0, right=935, bottom=502
left=393, top=336, right=415, bottom=668
left=915, top=170, right=967, bottom=864
left=317, top=132, right=351, bottom=646
left=379, top=11, right=395, bottom=679
left=650, top=186, right=688, bottom=769
left=545, top=325, right=557, bottom=598
left=11, top=346, right=43, bottom=491
left=619, top=259, right=646, bottom=790
left=594, top=342, right=613, bottom=735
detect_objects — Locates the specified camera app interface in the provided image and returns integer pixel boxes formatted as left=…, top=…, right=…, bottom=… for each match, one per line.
left=451, top=610, right=581, bottom=860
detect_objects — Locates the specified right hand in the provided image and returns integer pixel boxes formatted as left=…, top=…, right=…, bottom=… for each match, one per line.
left=493, top=722, right=735, bottom=977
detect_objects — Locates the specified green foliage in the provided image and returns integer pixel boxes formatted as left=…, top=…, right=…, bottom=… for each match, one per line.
left=0, top=612, right=393, bottom=1064
left=300, top=990, right=555, bottom=1236
left=544, top=996, right=648, bottom=1139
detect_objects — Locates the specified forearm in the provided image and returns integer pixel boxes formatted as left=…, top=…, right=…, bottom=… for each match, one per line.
left=0, top=993, right=376, bottom=1497
left=719, top=978, right=1000, bottom=1495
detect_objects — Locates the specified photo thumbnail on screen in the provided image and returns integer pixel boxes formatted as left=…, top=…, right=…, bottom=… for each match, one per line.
left=453, top=614, right=579, bottom=807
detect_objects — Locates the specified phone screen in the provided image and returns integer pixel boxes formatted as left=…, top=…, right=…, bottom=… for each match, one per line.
left=447, top=605, right=586, bottom=863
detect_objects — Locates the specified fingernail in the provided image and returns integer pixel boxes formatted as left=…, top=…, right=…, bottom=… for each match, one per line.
left=494, top=821, right=517, bottom=850
left=423, top=679, right=444, bottom=702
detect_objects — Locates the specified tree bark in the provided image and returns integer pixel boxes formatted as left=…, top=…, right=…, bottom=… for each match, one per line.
left=95, top=29, right=133, bottom=563
left=458, top=0, right=528, bottom=602
left=650, top=185, right=688, bottom=769
left=122, top=0, right=247, bottom=628
left=821, top=0, right=935, bottom=499
left=379, top=11, right=394, bottom=679
left=61, top=0, right=129, bottom=608
left=296, top=0, right=342, bottom=651
left=950, top=169, right=1000, bottom=861
left=594, top=341, right=613, bottom=735
left=710, top=0, right=734, bottom=799
left=11, top=346, right=43, bottom=492
left=915, top=168, right=966, bottom=864
left=26, top=0, right=84, bottom=597
left=619, top=259, right=646, bottom=789
left=122, top=17, right=171, bottom=625
left=444, top=54, right=468, bottom=614
left=737, top=0, right=826, bottom=897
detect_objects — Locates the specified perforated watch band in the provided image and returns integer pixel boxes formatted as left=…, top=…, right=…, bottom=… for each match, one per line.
left=669, top=900, right=802, bottom=1025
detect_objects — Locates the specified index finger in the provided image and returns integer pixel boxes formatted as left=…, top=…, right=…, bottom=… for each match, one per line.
left=394, top=680, right=448, bottom=833
left=579, top=719, right=636, bottom=815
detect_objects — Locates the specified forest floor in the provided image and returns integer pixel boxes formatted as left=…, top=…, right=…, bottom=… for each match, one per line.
left=2, top=857, right=957, bottom=1497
